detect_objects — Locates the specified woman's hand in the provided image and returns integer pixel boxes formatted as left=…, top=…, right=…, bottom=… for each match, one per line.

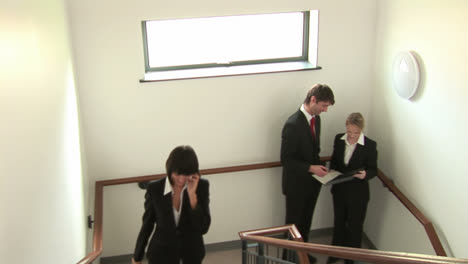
left=187, top=173, right=200, bottom=209
left=131, top=257, right=141, bottom=264
left=187, top=173, right=200, bottom=194
left=353, top=170, right=366, bottom=180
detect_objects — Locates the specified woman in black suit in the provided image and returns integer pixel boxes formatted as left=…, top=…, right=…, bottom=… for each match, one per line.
left=328, top=113, right=377, bottom=264
left=132, top=145, right=211, bottom=264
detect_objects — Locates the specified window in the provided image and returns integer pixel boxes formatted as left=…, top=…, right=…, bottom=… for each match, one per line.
left=141, top=11, right=320, bottom=81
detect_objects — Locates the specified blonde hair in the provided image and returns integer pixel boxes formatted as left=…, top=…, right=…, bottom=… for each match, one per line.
left=346, top=112, right=364, bottom=130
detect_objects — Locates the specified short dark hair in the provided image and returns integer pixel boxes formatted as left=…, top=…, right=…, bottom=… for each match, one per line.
left=166, top=145, right=199, bottom=184
left=303, top=84, right=335, bottom=105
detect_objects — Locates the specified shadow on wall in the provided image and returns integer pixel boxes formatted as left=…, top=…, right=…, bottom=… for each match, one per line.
left=406, top=51, right=427, bottom=102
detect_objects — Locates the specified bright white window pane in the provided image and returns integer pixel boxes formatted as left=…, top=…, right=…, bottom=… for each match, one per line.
left=145, top=12, right=306, bottom=68
left=308, top=10, right=319, bottom=67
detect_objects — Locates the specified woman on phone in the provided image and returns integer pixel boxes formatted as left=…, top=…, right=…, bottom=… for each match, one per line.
left=328, top=113, right=377, bottom=264
left=132, top=145, right=211, bottom=264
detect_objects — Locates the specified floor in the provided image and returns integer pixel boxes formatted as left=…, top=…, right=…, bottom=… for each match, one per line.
left=204, top=247, right=241, bottom=264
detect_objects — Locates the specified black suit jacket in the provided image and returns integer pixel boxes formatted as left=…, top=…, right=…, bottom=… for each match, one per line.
left=281, top=109, right=322, bottom=196
left=330, top=133, right=378, bottom=201
left=133, top=177, right=211, bottom=263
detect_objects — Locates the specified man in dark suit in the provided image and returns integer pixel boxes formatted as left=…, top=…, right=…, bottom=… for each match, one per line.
left=281, top=84, right=335, bottom=263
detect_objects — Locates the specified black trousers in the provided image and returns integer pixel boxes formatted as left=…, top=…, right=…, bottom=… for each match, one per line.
left=284, top=184, right=321, bottom=243
left=331, top=189, right=369, bottom=264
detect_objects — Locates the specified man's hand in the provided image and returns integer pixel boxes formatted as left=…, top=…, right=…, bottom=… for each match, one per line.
left=309, top=165, right=328, bottom=177
left=131, top=257, right=141, bottom=264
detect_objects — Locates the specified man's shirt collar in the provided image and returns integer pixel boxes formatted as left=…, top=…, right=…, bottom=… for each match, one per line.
left=300, top=104, right=314, bottom=122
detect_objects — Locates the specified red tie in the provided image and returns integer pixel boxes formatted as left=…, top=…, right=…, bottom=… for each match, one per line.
left=310, top=116, right=316, bottom=139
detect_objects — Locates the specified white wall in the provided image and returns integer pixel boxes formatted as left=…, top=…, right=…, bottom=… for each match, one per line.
left=66, top=0, right=377, bottom=257
left=0, top=0, right=87, bottom=262
left=366, top=0, right=468, bottom=258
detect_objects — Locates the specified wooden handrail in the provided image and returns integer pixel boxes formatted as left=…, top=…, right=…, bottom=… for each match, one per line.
left=76, top=156, right=450, bottom=263
left=239, top=225, right=468, bottom=264
left=240, top=224, right=302, bottom=239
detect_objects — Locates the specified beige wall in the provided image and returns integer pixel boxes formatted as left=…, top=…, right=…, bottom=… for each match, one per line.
left=66, top=0, right=377, bottom=257
left=367, top=0, right=468, bottom=258
left=0, top=0, right=87, bottom=262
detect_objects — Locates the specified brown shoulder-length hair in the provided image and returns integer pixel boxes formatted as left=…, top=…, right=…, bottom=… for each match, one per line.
left=166, top=145, right=199, bottom=184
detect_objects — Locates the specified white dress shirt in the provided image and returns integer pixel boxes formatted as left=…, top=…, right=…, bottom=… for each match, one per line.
left=340, top=133, right=365, bottom=165
left=164, top=177, right=187, bottom=227
left=300, top=104, right=315, bottom=131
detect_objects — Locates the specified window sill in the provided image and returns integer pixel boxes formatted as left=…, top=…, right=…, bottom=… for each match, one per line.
left=140, top=61, right=321, bottom=82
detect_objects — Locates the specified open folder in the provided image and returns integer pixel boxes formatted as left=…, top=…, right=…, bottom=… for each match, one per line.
left=312, top=168, right=364, bottom=185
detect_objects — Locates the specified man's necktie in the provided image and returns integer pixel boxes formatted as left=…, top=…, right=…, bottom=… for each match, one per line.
left=310, top=116, right=316, bottom=139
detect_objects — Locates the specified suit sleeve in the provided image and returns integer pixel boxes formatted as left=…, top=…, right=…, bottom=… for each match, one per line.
left=189, top=180, right=211, bottom=235
left=281, top=121, right=311, bottom=174
left=133, top=189, right=157, bottom=261
left=364, top=139, right=378, bottom=181
left=330, top=134, right=341, bottom=171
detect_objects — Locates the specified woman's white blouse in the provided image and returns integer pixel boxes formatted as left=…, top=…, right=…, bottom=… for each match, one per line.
left=340, top=133, right=365, bottom=165
left=164, top=178, right=187, bottom=227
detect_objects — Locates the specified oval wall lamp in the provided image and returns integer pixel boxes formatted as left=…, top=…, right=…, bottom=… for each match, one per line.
left=392, top=51, right=421, bottom=100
